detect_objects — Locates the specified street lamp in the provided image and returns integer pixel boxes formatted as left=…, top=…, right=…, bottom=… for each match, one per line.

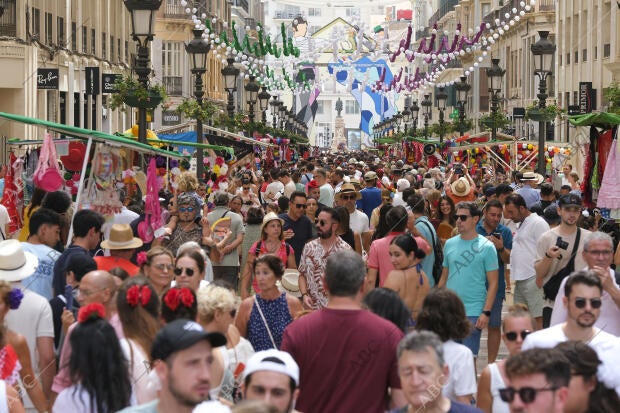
left=258, top=86, right=271, bottom=124
left=436, top=87, right=448, bottom=143
left=244, top=75, right=259, bottom=123
left=394, top=112, right=403, bottom=134
left=487, top=58, right=505, bottom=141
left=270, top=96, right=281, bottom=128
left=185, top=28, right=210, bottom=181
left=221, top=57, right=240, bottom=118
left=455, top=75, right=471, bottom=136
left=421, top=93, right=432, bottom=139
left=123, top=0, right=162, bottom=145
left=410, top=100, right=419, bottom=137
left=531, top=30, right=556, bottom=175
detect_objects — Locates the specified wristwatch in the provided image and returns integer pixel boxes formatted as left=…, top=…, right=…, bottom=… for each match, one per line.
left=482, top=310, right=491, bottom=317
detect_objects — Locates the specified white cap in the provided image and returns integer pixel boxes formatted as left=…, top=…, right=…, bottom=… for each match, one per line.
left=243, top=349, right=300, bottom=386
left=397, top=178, right=410, bottom=192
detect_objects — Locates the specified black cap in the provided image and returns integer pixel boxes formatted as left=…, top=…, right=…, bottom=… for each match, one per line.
left=484, top=186, right=496, bottom=197
left=558, top=193, right=582, bottom=208
left=151, top=319, right=227, bottom=361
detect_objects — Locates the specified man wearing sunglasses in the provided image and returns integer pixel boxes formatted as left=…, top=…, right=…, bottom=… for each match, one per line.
left=549, top=231, right=620, bottom=336
left=522, top=271, right=616, bottom=353
left=280, top=192, right=315, bottom=267
left=502, top=348, right=570, bottom=413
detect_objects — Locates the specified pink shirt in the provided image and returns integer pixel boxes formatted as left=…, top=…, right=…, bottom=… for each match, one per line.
left=367, top=232, right=429, bottom=287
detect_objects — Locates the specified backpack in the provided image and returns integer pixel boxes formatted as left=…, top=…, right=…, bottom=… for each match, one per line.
left=419, top=220, right=443, bottom=285
left=254, top=240, right=292, bottom=259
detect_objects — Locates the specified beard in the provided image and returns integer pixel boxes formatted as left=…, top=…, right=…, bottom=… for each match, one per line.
left=318, top=227, right=333, bottom=239
left=168, top=371, right=210, bottom=407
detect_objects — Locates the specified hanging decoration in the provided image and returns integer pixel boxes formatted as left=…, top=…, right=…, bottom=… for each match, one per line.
left=86, top=144, right=123, bottom=217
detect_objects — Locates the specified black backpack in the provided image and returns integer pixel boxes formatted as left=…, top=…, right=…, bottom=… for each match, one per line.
left=419, top=220, right=443, bottom=285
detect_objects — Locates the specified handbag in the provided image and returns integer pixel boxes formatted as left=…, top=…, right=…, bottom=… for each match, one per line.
left=543, top=229, right=581, bottom=300
left=33, top=133, right=63, bottom=192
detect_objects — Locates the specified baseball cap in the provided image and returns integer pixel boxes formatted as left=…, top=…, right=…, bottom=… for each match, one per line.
left=364, top=171, right=378, bottom=181
left=397, top=178, right=410, bottom=192
left=558, top=193, right=583, bottom=208
left=243, top=349, right=300, bottom=386
left=151, top=319, right=227, bottom=361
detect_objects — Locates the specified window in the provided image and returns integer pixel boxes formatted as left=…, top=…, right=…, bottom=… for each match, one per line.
left=574, top=50, right=578, bottom=63
left=345, top=100, right=360, bottom=114
left=91, top=28, right=96, bottom=54
left=162, top=41, right=184, bottom=95
left=595, top=46, right=598, bottom=59
left=558, top=53, right=562, bottom=66
left=71, top=22, right=77, bottom=51
left=82, top=26, right=87, bottom=53
left=110, top=36, right=114, bottom=61
left=102, top=32, right=106, bottom=59
left=308, top=8, right=321, bottom=16
left=316, top=100, right=325, bottom=114
left=582, top=49, right=587, bottom=62
left=604, top=44, right=611, bottom=58
left=45, top=12, right=52, bottom=44
left=125, top=40, right=129, bottom=63
left=573, top=91, right=578, bottom=104
left=345, top=8, right=360, bottom=17
left=57, top=17, right=64, bottom=47
left=481, top=3, right=491, bottom=18
left=31, top=8, right=40, bottom=38
left=566, top=52, right=570, bottom=65
left=117, top=38, right=121, bottom=62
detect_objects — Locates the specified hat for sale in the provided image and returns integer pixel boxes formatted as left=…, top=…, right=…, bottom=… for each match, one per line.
left=151, top=319, right=226, bottom=361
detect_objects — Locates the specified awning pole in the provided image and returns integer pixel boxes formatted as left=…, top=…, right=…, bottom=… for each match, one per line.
left=65, top=136, right=93, bottom=249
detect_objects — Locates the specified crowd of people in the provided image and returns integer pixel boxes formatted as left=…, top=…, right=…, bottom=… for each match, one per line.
left=0, top=152, right=618, bottom=413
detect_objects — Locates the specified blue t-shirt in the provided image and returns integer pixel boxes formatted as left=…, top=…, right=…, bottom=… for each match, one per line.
left=476, top=221, right=513, bottom=298
left=415, top=216, right=437, bottom=287
left=21, top=242, right=60, bottom=300
left=443, top=234, right=499, bottom=316
left=358, top=186, right=382, bottom=219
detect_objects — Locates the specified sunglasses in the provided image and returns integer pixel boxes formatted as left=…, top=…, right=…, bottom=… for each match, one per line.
left=153, top=263, right=174, bottom=271
left=295, top=203, right=307, bottom=209
left=574, top=297, right=602, bottom=309
left=243, top=187, right=250, bottom=190
left=318, top=220, right=334, bottom=226
left=455, top=214, right=470, bottom=221
left=230, top=309, right=237, bottom=318
left=341, top=195, right=356, bottom=200
left=505, top=330, right=531, bottom=341
left=499, top=387, right=557, bottom=404
left=178, top=207, right=195, bottom=213
left=174, top=267, right=195, bottom=277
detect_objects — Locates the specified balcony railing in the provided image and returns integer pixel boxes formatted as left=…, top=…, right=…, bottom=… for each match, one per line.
left=163, top=76, right=183, bottom=96
left=538, top=0, right=555, bottom=12
left=429, top=0, right=459, bottom=27
left=273, top=11, right=300, bottom=20
left=0, top=0, right=17, bottom=37
left=164, top=3, right=187, bottom=18
left=232, top=0, right=249, bottom=14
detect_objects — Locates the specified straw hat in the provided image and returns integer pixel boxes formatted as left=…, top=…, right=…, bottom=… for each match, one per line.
left=260, top=212, right=284, bottom=233
left=276, top=269, right=301, bottom=298
left=335, top=183, right=361, bottom=201
left=0, top=240, right=38, bottom=282
left=521, top=171, right=544, bottom=185
left=450, top=177, right=471, bottom=197
left=100, top=224, right=144, bottom=250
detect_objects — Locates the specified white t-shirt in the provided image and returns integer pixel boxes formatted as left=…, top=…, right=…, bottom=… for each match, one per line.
left=550, top=270, right=620, bottom=336
left=392, top=192, right=407, bottom=208
left=121, top=338, right=157, bottom=404
left=264, top=181, right=285, bottom=202
left=0, top=204, right=10, bottom=239
left=283, top=180, right=297, bottom=199
left=319, top=183, right=335, bottom=207
left=510, top=213, right=550, bottom=281
left=349, top=209, right=369, bottom=234
left=6, top=287, right=54, bottom=409
left=442, top=339, right=477, bottom=400
left=522, top=323, right=617, bottom=353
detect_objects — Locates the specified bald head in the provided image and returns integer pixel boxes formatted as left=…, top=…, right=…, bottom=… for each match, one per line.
left=78, top=270, right=117, bottom=308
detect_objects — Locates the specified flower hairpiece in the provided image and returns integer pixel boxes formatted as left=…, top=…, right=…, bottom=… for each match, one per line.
left=126, top=285, right=152, bottom=307
left=77, top=303, right=106, bottom=323
left=7, top=288, right=23, bottom=310
left=136, top=251, right=148, bottom=266
left=163, top=287, right=195, bottom=312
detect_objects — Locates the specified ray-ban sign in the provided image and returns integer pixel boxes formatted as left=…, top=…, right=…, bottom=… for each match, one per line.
left=37, top=69, right=59, bottom=90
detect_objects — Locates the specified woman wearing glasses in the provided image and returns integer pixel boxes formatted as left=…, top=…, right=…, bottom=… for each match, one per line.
left=140, top=247, right=175, bottom=296
left=157, top=194, right=209, bottom=256
left=476, top=304, right=535, bottom=413
left=174, top=249, right=206, bottom=292
left=238, top=180, right=260, bottom=218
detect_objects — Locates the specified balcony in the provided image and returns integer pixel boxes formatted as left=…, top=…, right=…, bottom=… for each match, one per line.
left=0, top=0, right=16, bottom=37
left=273, top=11, right=300, bottom=20
left=164, top=3, right=187, bottom=19
left=429, top=0, right=459, bottom=27
left=163, top=76, right=183, bottom=96
left=231, top=0, right=249, bottom=14
left=538, top=0, right=555, bottom=12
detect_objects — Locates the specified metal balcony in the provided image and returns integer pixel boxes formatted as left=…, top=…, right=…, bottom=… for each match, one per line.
left=0, top=0, right=16, bottom=37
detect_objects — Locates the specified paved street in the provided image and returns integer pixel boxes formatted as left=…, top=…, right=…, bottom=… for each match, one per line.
left=476, top=289, right=513, bottom=375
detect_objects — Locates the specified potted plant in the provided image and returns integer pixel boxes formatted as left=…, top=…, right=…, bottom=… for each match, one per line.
left=525, top=101, right=564, bottom=122
left=479, top=112, right=511, bottom=131
left=109, top=76, right=167, bottom=111
left=175, top=98, right=218, bottom=123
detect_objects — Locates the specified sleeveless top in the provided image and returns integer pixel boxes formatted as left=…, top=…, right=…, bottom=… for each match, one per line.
left=247, top=293, right=293, bottom=351
left=0, top=345, right=21, bottom=386
left=489, top=362, right=510, bottom=413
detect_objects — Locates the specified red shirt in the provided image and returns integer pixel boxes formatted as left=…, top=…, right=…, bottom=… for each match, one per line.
left=94, top=256, right=140, bottom=277
left=281, top=308, right=403, bottom=413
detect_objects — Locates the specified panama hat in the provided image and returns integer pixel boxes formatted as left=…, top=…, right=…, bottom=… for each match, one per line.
left=276, top=269, right=301, bottom=298
left=450, top=177, right=471, bottom=197
left=260, top=212, right=285, bottom=233
left=100, top=224, right=143, bottom=250
left=336, top=183, right=361, bottom=201
left=0, top=240, right=38, bottom=282
left=521, top=171, right=544, bottom=185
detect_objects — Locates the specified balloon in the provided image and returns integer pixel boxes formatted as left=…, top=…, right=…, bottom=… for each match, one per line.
left=559, top=148, right=565, bottom=154
left=517, top=154, right=523, bottom=159
left=527, top=144, right=533, bottom=150
left=554, top=147, right=560, bottom=154
left=522, top=143, right=527, bottom=149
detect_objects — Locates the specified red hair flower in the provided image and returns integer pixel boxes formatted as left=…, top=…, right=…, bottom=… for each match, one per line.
left=179, top=288, right=195, bottom=307
left=78, top=303, right=106, bottom=323
left=136, top=251, right=148, bottom=266
left=163, top=288, right=180, bottom=311
left=126, top=285, right=152, bottom=307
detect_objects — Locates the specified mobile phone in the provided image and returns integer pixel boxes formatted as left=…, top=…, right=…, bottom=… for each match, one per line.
left=65, top=285, right=73, bottom=312
left=493, top=232, right=501, bottom=239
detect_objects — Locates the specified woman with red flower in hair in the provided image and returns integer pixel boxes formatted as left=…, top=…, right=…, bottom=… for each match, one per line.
left=160, top=286, right=197, bottom=324
left=116, top=277, right=160, bottom=404
left=52, top=303, right=132, bottom=412
left=0, top=281, right=46, bottom=412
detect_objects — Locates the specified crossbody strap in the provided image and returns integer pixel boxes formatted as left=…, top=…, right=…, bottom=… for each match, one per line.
left=419, top=219, right=436, bottom=248
left=254, top=297, right=277, bottom=349
left=565, top=228, right=581, bottom=268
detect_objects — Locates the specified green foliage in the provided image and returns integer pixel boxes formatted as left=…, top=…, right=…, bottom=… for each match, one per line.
left=525, top=101, right=564, bottom=121
left=479, top=112, right=512, bottom=130
left=176, top=99, right=218, bottom=123
left=604, top=81, right=620, bottom=114
left=108, top=76, right=167, bottom=111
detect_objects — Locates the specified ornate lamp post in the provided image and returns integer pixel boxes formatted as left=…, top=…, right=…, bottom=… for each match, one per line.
left=401, top=105, right=411, bottom=135
left=123, top=0, right=162, bottom=145
left=531, top=31, right=556, bottom=175
left=421, top=93, right=432, bottom=139
left=455, top=75, right=471, bottom=136
left=270, top=96, right=281, bottom=128
left=221, top=57, right=239, bottom=118
left=185, top=28, right=210, bottom=181
left=258, top=87, right=271, bottom=124
left=244, top=76, right=259, bottom=123
left=410, top=100, right=419, bottom=137
left=487, top=58, right=505, bottom=141
left=436, top=87, right=448, bottom=143
left=394, top=112, right=403, bottom=134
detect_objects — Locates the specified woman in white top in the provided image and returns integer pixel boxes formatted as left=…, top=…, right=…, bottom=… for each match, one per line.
left=477, top=304, right=535, bottom=413
left=116, top=277, right=161, bottom=404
